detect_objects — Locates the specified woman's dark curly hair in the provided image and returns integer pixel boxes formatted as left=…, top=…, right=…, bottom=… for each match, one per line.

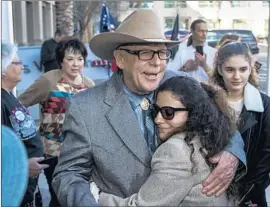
left=211, top=41, right=259, bottom=90
left=55, top=38, right=88, bottom=67
left=157, top=76, right=236, bottom=172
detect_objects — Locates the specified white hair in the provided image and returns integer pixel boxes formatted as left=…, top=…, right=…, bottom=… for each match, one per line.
left=1, top=42, right=18, bottom=75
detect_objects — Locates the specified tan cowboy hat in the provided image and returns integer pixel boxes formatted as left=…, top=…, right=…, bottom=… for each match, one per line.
left=89, top=9, right=180, bottom=60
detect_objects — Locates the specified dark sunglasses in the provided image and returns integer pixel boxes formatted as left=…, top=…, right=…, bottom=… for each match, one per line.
left=151, top=104, right=188, bottom=120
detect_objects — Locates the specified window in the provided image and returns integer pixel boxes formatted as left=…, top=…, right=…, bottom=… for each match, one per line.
left=129, top=1, right=153, bottom=8
left=263, top=1, right=269, bottom=7
left=206, top=19, right=218, bottom=30
left=230, top=1, right=249, bottom=8
left=129, top=2, right=138, bottom=8
left=164, top=18, right=174, bottom=29
left=164, top=17, right=189, bottom=29
left=198, top=1, right=208, bottom=7
left=164, top=1, right=187, bottom=8
left=141, top=1, right=153, bottom=8
left=178, top=1, right=187, bottom=8
left=164, top=1, right=174, bottom=8
left=232, top=19, right=247, bottom=29
left=230, top=1, right=240, bottom=7
left=265, top=19, right=269, bottom=36
left=198, top=1, right=218, bottom=8
left=179, top=19, right=189, bottom=29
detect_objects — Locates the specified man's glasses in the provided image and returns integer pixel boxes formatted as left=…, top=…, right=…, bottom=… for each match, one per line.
left=117, top=48, right=172, bottom=60
left=151, top=104, right=188, bottom=120
left=11, top=61, right=23, bottom=65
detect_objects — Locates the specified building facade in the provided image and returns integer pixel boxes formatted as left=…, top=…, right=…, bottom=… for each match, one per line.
left=4, top=1, right=269, bottom=46
left=11, top=1, right=55, bottom=45
left=119, top=1, right=269, bottom=38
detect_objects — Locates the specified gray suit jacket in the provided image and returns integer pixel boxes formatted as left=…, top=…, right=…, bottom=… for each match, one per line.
left=52, top=72, right=153, bottom=206
left=52, top=71, right=245, bottom=206
left=99, top=133, right=231, bottom=206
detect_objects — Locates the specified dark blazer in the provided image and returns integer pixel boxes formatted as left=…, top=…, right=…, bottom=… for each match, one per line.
left=40, top=38, right=60, bottom=72
left=52, top=72, right=152, bottom=206
left=237, top=84, right=270, bottom=207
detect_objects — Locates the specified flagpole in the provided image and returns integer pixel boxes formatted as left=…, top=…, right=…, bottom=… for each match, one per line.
left=267, top=2, right=270, bottom=96
left=176, top=2, right=179, bottom=30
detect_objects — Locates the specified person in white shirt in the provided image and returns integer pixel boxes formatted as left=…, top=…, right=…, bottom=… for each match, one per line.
left=167, top=19, right=216, bottom=82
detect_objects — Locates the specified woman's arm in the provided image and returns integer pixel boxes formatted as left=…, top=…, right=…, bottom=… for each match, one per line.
left=99, top=139, right=194, bottom=206
left=18, top=75, right=50, bottom=107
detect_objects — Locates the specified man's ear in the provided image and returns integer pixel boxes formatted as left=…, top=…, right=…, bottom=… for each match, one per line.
left=113, top=50, right=124, bottom=69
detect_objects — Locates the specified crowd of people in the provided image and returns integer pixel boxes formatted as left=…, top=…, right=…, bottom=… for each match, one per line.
left=2, top=8, right=270, bottom=207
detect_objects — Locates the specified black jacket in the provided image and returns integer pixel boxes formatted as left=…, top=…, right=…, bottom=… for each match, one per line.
left=40, top=38, right=60, bottom=73
left=238, top=90, right=270, bottom=206
left=1, top=89, right=44, bottom=204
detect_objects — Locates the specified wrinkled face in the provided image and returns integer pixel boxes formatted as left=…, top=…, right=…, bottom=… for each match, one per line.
left=114, top=44, right=167, bottom=94
left=219, top=55, right=251, bottom=94
left=4, top=54, right=24, bottom=83
left=154, top=91, right=189, bottom=141
left=62, top=50, right=84, bottom=78
left=193, top=23, right=208, bottom=44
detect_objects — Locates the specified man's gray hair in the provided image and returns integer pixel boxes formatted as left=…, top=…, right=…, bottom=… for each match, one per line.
left=1, top=42, right=17, bottom=75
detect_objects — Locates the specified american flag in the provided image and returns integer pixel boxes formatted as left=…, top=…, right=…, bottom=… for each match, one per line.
left=91, top=59, right=108, bottom=67
left=100, top=3, right=116, bottom=33
left=171, top=14, right=179, bottom=59
left=91, top=60, right=118, bottom=72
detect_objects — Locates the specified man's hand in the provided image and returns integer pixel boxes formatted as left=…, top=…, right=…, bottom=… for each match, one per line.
left=202, top=151, right=239, bottom=197
left=181, top=59, right=198, bottom=71
left=195, top=52, right=207, bottom=68
left=28, top=157, right=49, bottom=177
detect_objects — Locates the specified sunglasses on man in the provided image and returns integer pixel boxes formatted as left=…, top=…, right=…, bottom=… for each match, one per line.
left=151, top=104, right=189, bottom=120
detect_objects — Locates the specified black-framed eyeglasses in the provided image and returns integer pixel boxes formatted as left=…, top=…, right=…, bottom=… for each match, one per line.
left=117, top=48, right=172, bottom=60
left=11, top=61, right=23, bottom=65
left=151, top=104, right=188, bottom=120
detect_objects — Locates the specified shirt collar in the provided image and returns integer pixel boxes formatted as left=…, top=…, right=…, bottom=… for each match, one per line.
left=244, top=82, right=264, bottom=112
left=123, top=84, right=154, bottom=110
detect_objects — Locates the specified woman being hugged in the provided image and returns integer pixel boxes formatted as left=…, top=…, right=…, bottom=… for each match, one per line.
left=19, top=38, right=95, bottom=207
left=93, top=76, right=238, bottom=206
left=211, top=41, right=270, bottom=207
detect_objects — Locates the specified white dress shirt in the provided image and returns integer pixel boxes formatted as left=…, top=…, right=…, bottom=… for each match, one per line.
left=167, top=44, right=217, bottom=82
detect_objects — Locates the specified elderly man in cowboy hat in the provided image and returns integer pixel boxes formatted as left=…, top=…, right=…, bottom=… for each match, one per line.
left=52, top=9, right=245, bottom=206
